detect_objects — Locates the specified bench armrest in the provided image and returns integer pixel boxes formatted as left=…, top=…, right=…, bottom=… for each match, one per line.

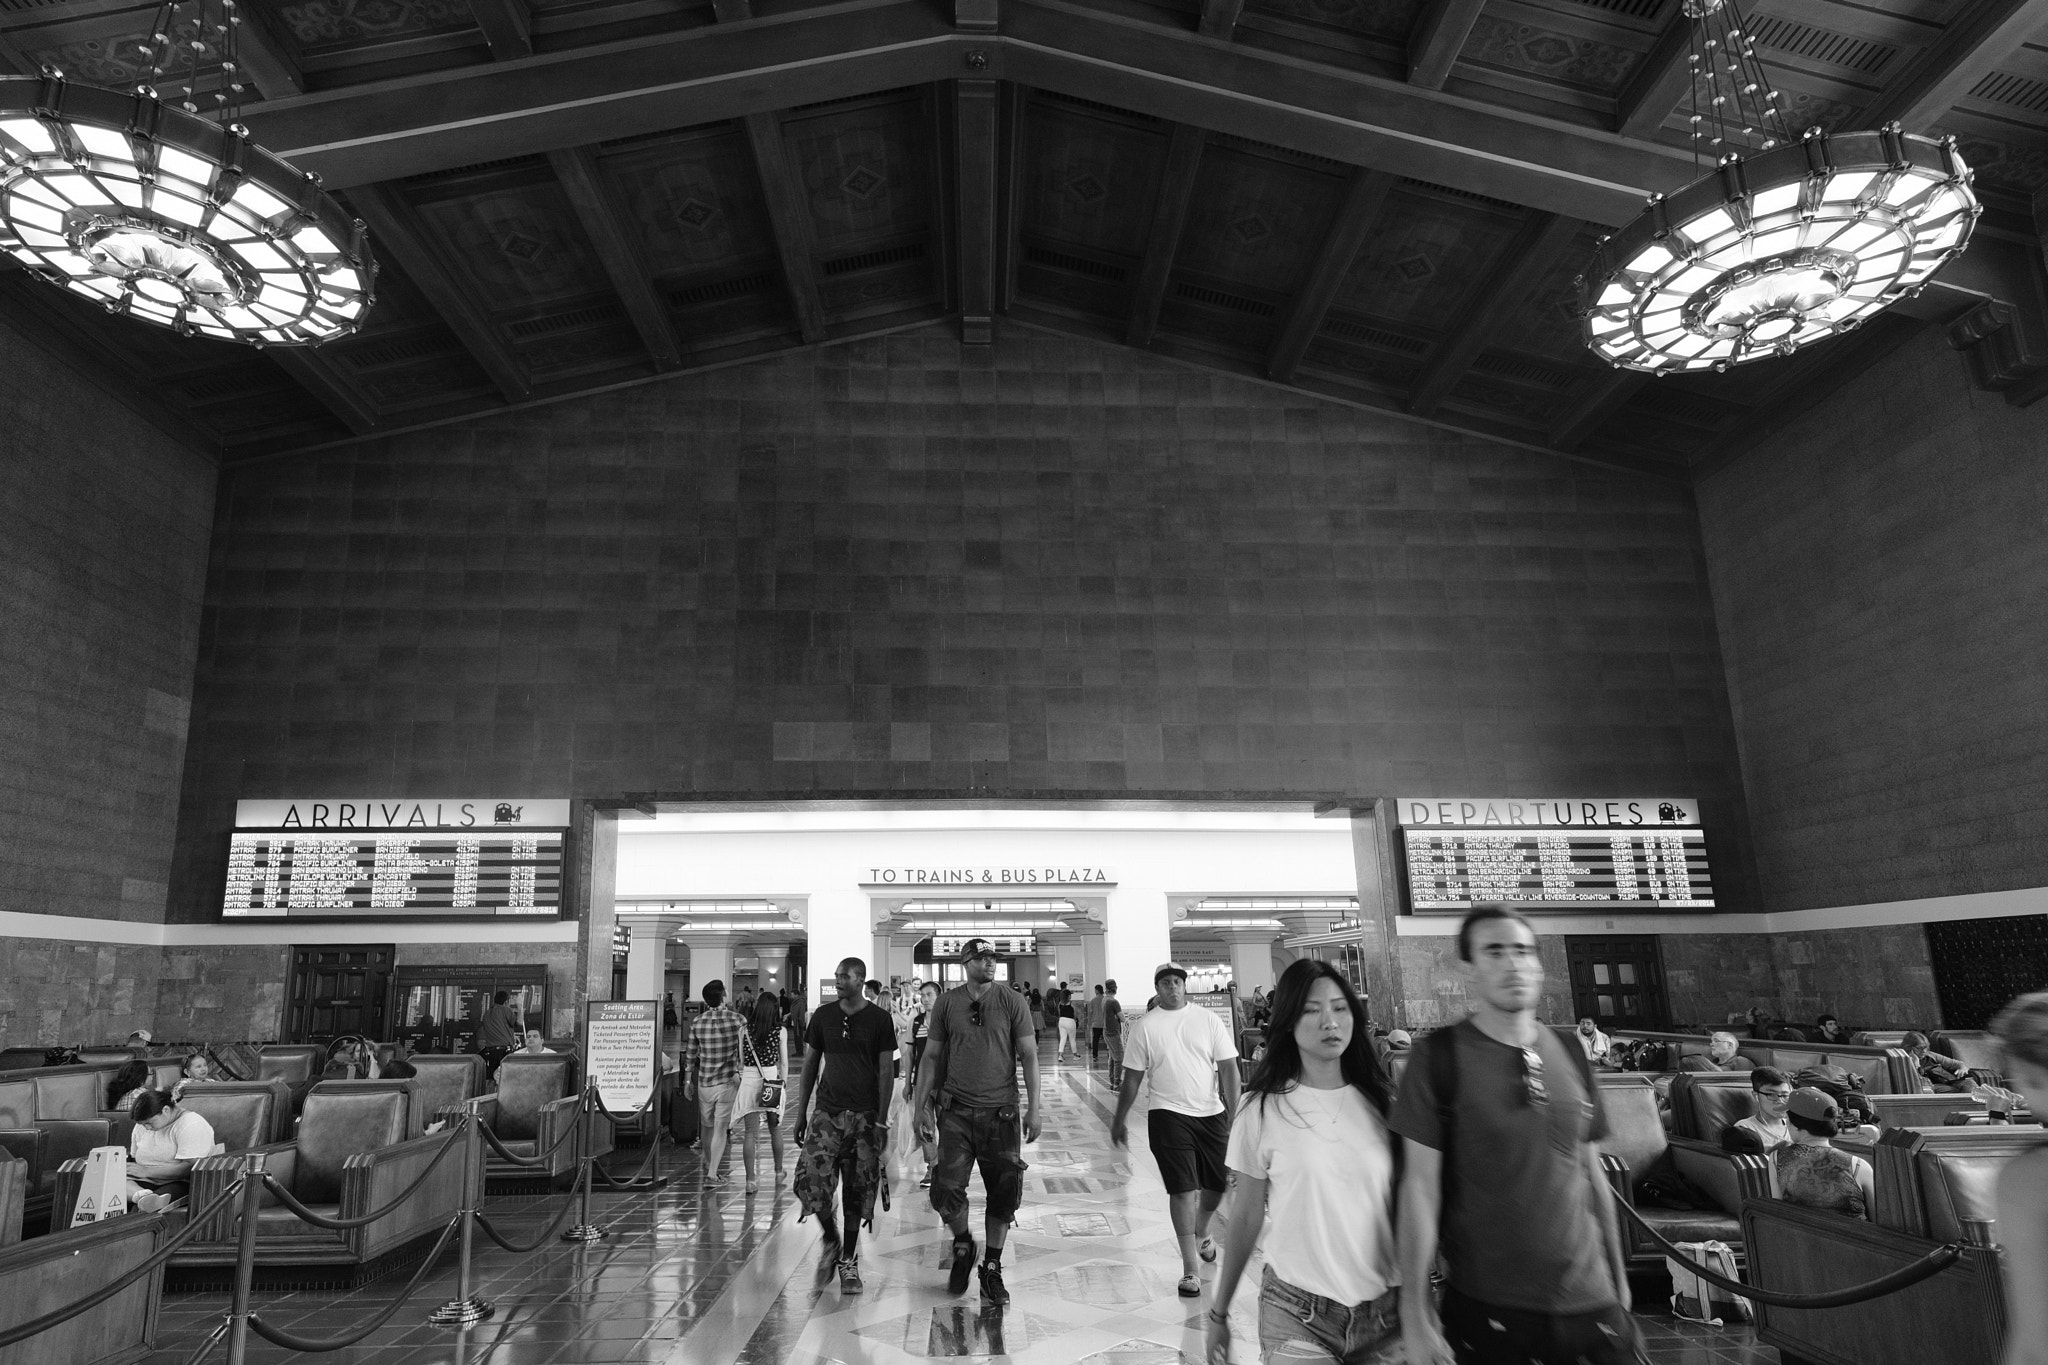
left=188, top=1141, right=296, bottom=1242
left=1669, top=1135, right=1774, bottom=1217
left=339, top=1130, right=470, bottom=1260
left=0, top=1130, right=46, bottom=1188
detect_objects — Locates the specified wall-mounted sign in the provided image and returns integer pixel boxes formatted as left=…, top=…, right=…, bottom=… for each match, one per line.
left=235, top=798, right=572, bottom=829
left=1396, top=798, right=1697, bottom=830
left=1402, top=829, right=1714, bottom=911
left=222, top=830, right=564, bottom=916
left=931, top=935, right=1038, bottom=958
left=584, top=999, right=661, bottom=1115
left=863, top=867, right=1112, bottom=885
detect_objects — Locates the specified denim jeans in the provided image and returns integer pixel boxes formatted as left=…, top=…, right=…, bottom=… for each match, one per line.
left=1257, top=1266, right=1404, bottom=1365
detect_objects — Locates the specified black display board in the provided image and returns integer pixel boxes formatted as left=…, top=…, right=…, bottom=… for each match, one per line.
left=1401, top=828, right=1714, bottom=911
left=223, top=828, right=566, bottom=917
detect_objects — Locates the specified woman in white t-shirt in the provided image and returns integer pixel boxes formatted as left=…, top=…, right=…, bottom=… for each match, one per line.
left=1206, top=960, right=1402, bottom=1365
left=127, top=1090, right=217, bottom=1212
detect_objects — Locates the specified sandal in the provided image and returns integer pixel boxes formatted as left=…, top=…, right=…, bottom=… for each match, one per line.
left=1198, top=1237, right=1217, bottom=1263
left=1178, top=1273, right=1202, bottom=1298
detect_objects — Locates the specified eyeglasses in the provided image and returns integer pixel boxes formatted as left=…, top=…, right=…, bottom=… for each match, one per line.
left=1756, top=1088, right=1793, bottom=1100
left=1520, top=1048, right=1548, bottom=1108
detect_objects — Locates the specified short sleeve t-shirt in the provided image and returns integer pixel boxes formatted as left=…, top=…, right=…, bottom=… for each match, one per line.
left=1124, top=1004, right=1239, bottom=1117
left=131, top=1109, right=216, bottom=1164
left=803, top=1001, right=897, bottom=1115
left=1227, top=1085, right=1398, bottom=1306
left=1387, top=1020, right=1616, bottom=1314
left=928, top=984, right=1033, bottom=1108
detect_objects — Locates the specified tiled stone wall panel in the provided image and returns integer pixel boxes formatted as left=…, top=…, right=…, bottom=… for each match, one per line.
left=1696, top=327, right=2048, bottom=913
left=170, top=324, right=1750, bottom=920
left=0, top=936, right=160, bottom=1043
left=0, top=318, right=215, bottom=923
left=155, top=943, right=291, bottom=1042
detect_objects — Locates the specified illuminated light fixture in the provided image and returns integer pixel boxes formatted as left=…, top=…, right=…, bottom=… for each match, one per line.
left=1578, top=0, right=1977, bottom=373
left=0, top=0, right=373, bottom=347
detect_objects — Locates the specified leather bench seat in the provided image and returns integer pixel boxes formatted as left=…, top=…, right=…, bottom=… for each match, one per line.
left=1594, top=1075, right=1767, bottom=1264
left=53, top=1081, right=286, bottom=1226
left=1668, top=1072, right=1756, bottom=1142
left=0, top=1209, right=168, bottom=1364
left=253, top=1205, right=346, bottom=1244
left=407, top=1055, right=486, bottom=1126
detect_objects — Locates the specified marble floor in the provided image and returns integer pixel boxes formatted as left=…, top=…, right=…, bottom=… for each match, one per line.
left=137, top=1056, right=1780, bottom=1365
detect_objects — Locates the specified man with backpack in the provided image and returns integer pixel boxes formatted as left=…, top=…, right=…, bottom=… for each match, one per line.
left=1391, top=906, right=1640, bottom=1365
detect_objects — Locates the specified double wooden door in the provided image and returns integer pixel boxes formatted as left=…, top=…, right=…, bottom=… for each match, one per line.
left=1565, top=936, right=1669, bottom=1031
left=284, top=944, right=394, bottom=1044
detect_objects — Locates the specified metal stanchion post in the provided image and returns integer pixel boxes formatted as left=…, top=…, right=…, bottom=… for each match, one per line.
left=428, top=1101, right=495, bottom=1326
left=563, top=1087, right=607, bottom=1243
left=223, top=1153, right=266, bottom=1365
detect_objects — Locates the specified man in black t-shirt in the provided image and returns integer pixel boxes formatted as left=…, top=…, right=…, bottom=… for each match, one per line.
left=791, top=955, right=897, bottom=1295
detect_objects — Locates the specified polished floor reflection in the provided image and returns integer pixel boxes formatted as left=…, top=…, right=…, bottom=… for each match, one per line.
left=139, top=1059, right=1781, bottom=1365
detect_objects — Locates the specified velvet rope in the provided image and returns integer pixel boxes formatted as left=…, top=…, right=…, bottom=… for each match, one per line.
left=472, top=1190, right=584, bottom=1253
left=243, top=1213, right=462, bottom=1353
left=1611, top=1198, right=1965, bottom=1308
left=478, top=1108, right=583, bottom=1166
left=258, top=1120, right=466, bottom=1231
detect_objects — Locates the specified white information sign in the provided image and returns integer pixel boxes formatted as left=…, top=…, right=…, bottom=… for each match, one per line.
left=585, top=999, right=661, bottom=1115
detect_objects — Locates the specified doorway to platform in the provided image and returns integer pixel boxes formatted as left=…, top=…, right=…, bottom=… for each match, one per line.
left=1565, top=935, right=1670, bottom=1031
left=283, top=943, right=395, bottom=1045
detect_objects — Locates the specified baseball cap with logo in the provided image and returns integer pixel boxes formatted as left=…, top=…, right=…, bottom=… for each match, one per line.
left=1787, top=1087, right=1839, bottom=1124
left=957, top=937, right=1002, bottom=961
left=1154, top=962, right=1189, bottom=982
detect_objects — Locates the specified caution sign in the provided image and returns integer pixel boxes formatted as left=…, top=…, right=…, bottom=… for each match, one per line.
left=71, top=1146, right=128, bottom=1226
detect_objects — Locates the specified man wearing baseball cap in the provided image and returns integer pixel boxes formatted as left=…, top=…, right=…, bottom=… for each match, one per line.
left=912, top=936, right=1041, bottom=1307
left=1110, top=961, right=1240, bottom=1298
left=1777, top=1087, right=1875, bottom=1218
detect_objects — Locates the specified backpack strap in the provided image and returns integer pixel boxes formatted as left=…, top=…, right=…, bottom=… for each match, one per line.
left=1426, top=1022, right=1461, bottom=1223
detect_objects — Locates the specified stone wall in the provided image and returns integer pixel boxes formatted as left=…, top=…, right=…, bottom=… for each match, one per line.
left=155, top=943, right=291, bottom=1044
left=0, top=938, right=161, bottom=1045
left=1696, top=326, right=2048, bottom=914
left=169, top=323, right=1751, bottom=920
left=0, top=315, right=215, bottom=925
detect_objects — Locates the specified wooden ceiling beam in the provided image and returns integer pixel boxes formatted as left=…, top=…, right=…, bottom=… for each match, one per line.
left=1861, top=0, right=2048, bottom=132
left=266, top=347, right=380, bottom=435
left=954, top=77, right=1000, bottom=344
left=1549, top=368, right=1647, bottom=451
left=1198, top=0, right=1246, bottom=40
left=234, top=8, right=306, bottom=99
left=742, top=112, right=828, bottom=345
left=343, top=183, right=531, bottom=403
left=468, top=0, right=534, bottom=59
left=0, top=28, right=37, bottom=74
left=1406, top=211, right=1583, bottom=416
left=1267, top=168, right=1397, bottom=383
left=547, top=146, right=683, bottom=368
left=1406, top=0, right=1487, bottom=90
left=1616, top=13, right=1694, bottom=140
left=1127, top=122, right=1206, bottom=347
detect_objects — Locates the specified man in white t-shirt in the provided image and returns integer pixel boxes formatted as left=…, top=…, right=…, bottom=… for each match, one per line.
left=1109, top=962, right=1240, bottom=1297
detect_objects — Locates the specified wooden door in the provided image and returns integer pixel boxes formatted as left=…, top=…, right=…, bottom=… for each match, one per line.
left=286, top=944, right=395, bottom=1044
left=1565, top=936, right=1669, bottom=1031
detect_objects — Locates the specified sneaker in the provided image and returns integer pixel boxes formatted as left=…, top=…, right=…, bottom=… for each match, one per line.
left=838, top=1259, right=863, bottom=1294
left=978, top=1261, right=1010, bottom=1307
left=947, top=1236, right=978, bottom=1294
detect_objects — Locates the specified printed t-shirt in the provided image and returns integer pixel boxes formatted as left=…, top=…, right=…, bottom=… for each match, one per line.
left=927, top=984, right=1033, bottom=1108
left=131, top=1109, right=216, bottom=1164
left=1227, top=1084, right=1397, bottom=1306
left=1124, top=1004, right=1238, bottom=1117
left=1387, top=1019, right=1616, bottom=1314
left=803, top=1001, right=897, bottom=1115
left=1733, top=1114, right=1791, bottom=1149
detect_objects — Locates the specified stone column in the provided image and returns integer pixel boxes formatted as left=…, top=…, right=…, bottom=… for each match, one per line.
left=754, top=943, right=792, bottom=997
left=678, top=933, right=740, bottom=1001
left=1104, top=887, right=1171, bottom=1005
left=1348, top=801, right=1407, bottom=1029
left=1224, top=931, right=1279, bottom=996
left=1081, top=931, right=1107, bottom=989
left=623, top=917, right=681, bottom=1002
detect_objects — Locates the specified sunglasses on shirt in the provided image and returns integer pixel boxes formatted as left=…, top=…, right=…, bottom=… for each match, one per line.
left=1520, top=1047, right=1548, bottom=1108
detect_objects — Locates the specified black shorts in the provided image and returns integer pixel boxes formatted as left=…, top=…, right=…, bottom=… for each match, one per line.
left=1441, top=1289, right=1643, bottom=1365
left=1147, top=1108, right=1229, bottom=1195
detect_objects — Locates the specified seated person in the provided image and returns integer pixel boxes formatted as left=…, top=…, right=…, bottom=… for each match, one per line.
left=1729, top=1066, right=1794, bottom=1152
left=322, top=1036, right=381, bottom=1080
left=124, top=1029, right=153, bottom=1050
left=1681, top=1031, right=1758, bottom=1072
left=127, top=1090, right=216, bottom=1213
left=1777, top=1087, right=1874, bottom=1219
left=1901, top=1031, right=1974, bottom=1092
left=107, top=1059, right=151, bottom=1111
left=1816, top=1014, right=1850, bottom=1045
left=519, top=1029, right=554, bottom=1056
left=170, top=1051, right=215, bottom=1100
left=1574, top=1016, right=1612, bottom=1064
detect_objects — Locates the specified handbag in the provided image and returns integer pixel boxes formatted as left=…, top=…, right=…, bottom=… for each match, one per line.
left=735, top=1032, right=781, bottom=1118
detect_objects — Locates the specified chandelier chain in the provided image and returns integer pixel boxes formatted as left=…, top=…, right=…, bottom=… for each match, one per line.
left=137, top=0, right=241, bottom=125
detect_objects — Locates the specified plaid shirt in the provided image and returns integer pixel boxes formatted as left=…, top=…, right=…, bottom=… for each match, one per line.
left=687, top=1004, right=748, bottom=1090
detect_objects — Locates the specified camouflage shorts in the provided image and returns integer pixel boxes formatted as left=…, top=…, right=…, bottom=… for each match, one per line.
left=793, top=1108, right=885, bottom=1227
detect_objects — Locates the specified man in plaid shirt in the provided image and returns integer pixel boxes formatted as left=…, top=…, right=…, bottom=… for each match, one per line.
left=685, top=979, right=747, bottom=1185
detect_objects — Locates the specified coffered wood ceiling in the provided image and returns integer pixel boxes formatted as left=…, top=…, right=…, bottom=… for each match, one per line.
left=4, top=0, right=2047, bottom=477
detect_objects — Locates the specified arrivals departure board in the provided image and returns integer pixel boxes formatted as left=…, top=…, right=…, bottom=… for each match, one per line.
left=222, top=830, right=565, bottom=917
left=1401, top=829, right=1714, bottom=911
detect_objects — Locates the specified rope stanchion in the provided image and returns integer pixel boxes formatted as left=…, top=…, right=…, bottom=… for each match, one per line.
left=1611, top=1197, right=1967, bottom=1309
left=477, top=1104, right=584, bottom=1168
left=474, top=1187, right=586, bottom=1254
left=428, top=1097, right=494, bottom=1327
left=245, top=1213, right=462, bottom=1353
left=224, top=1152, right=265, bottom=1365
left=180, top=1317, right=230, bottom=1365
left=562, top=1088, right=607, bottom=1243
left=588, top=1083, right=668, bottom=1193
left=0, top=1174, right=248, bottom=1350
left=258, top=1120, right=466, bottom=1230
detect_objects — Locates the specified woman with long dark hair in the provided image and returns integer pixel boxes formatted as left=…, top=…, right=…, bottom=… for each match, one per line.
left=1205, top=959, right=1402, bottom=1365
left=739, top=988, right=786, bottom=1188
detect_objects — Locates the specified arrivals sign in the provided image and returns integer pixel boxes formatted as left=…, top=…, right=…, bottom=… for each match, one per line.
left=235, top=798, right=572, bottom=829
left=1394, top=797, right=1715, bottom=912
left=584, top=999, right=662, bottom=1115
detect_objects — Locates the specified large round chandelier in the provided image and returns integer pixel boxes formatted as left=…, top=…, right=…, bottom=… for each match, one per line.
left=1579, top=0, right=1977, bottom=373
left=0, top=0, right=373, bottom=346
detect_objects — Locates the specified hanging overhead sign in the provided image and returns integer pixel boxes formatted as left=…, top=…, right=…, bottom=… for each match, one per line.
left=235, top=798, right=571, bottom=829
left=1395, top=797, right=1714, bottom=912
